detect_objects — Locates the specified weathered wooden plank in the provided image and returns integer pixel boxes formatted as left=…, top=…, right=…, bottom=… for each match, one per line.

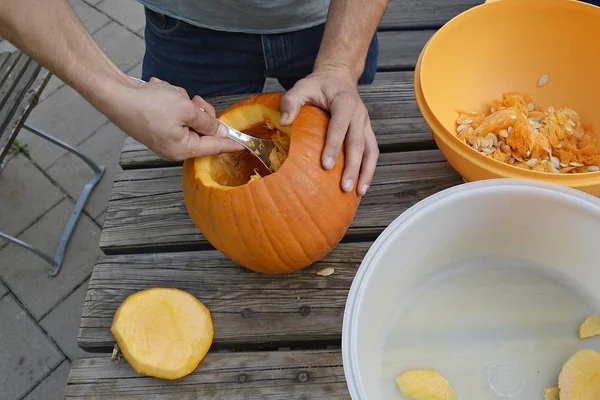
left=120, top=77, right=435, bottom=169
left=101, top=150, right=460, bottom=253
left=0, top=51, right=50, bottom=161
left=377, top=30, right=434, bottom=71
left=79, top=242, right=370, bottom=351
left=380, top=0, right=481, bottom=30
left=66, top=350, right=347, bottom=399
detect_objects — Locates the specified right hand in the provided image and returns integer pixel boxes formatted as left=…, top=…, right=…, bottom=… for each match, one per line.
left=108, top=77, right=243, bottom=161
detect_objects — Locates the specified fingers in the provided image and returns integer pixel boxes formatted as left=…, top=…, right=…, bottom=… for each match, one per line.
left=187, top=133, right=244, bottom=157
left=322, top=94, right=355, bottom=171
left=340, top=112, right=366, bottom=192
left=279, top=81, right=312, bottom=126
left=356, top=117, right=379, bottom=196
left=181, top=101, right=228, bottom=138
left=192, top=95, right=216, bottom=117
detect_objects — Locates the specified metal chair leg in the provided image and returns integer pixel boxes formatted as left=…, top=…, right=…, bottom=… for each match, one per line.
left=0, top=124, right=105, bottom=276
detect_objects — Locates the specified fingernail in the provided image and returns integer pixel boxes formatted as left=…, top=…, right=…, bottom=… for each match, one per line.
left=343, top=179, right=354, bottom=192
left=280, top=112, right=289, bottom=125
left=217, top=123, right=228, bottom=138
left=323, top=156, right=335, bottom=170
left=360, top=184, right=369, bottom=195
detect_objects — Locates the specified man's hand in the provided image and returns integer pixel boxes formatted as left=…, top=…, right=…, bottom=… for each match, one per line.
left=108, top=77, right=242, bottom=161
left=280, top=67, right=378, bottom=196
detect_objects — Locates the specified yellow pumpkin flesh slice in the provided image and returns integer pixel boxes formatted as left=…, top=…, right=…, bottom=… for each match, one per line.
left=558, top=349, right=600, bottom=400
left=111, top=287, right=214, bottom=380
left=395, top=369, right=456, bottom=400
left=543, top=386, right=560, bottom=400
left=579, top=315, right=600, bottom=339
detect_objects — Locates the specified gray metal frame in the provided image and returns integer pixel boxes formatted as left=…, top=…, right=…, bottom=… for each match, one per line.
left=0, top=124, right=105, bottom=276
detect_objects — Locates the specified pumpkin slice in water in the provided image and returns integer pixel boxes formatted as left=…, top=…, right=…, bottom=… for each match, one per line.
left=182, top=93, right=360, bottom=274
left=579, top=315, right=600, bottom=339
left=543, top=386, right=560, bottom=400
left=111, top=288, right=214, bottom=380
left=395, top=369, right=456, bottom=400
left=558, top=349, right=600, bottom=400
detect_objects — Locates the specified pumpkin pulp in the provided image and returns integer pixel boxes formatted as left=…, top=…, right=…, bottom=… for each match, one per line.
left=196, top=105, right=292, bottom=189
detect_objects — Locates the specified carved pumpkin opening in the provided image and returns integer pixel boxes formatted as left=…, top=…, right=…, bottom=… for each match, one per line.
left=195, top=105, right=292, bottom=189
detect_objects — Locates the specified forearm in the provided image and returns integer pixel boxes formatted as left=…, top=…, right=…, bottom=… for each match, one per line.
left=315, top=0, right=388, bottom=81
left=0, top=0, right=131, bottom=112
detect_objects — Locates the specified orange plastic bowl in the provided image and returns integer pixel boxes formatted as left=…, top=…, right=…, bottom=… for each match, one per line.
left=415, top=0, right=600, bottom=195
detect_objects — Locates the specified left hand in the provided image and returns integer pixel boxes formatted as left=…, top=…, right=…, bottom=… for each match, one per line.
left=279, top=66, right=379, bottom=196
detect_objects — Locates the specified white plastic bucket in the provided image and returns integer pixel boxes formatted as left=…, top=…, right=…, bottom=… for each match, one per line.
left=342, top=178, right=600, bottom=399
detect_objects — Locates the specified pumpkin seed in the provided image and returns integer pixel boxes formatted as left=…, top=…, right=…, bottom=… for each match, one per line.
left=565, top=125, right=573, bottom=133
left=457, top=124, right=470, bottom=133
left=513, top=153, right=523, bottom=162
left=568, top=120, right=576, bottom=127
left=508, top=157, right=515, bottom=164
left=316, top=267, right=334, bottom=277
left=537, top=74, right=549, bottom=87
left=459, top=119, right=473, bottom=125
left=551, top=165, right=560, bottom=173
left=556, top=143, right=563, bottom=149
left=499, top=129, right=509, bottom=138
left=551, top=156, right=560, bottom=168
left=570, top=162, right=584, bottom=167
left=510, top=115, right=517, bottom=120
left=561, top=163, right=569, bottom=167
left=526, top=158, right=539, bottom=168
left=501, top=144, right=512, bottom=154
left=528, top=103, right=535, bottom=112
left=491, top=107, right=496, bottom=113
left=479, top=138, right=491, bottom=148
left=486, top=133, right=498, bottom=147
left=529, top=119, right=542, bottom=129
left=508, top=126, right=513, bottom=134
left=588, top=166, right=600, bottom=172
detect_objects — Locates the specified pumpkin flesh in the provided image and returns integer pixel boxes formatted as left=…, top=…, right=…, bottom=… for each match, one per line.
left=182, top=93, right=360, bottom=274
left=110, top=288, right=214, bottom=380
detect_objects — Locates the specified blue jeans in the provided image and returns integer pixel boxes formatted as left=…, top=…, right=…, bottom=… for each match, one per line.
left=141, top=7, right=379, bottom=98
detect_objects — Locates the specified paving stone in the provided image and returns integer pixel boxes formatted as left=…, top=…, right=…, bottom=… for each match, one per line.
left=92, top=22, right=144, bottom=73
left=19, top=85, right=109, bottom=170
left=46, top=123, right=125, bottom=219
left=83, top=0, right=104, bottom=6
left=23, top=360, right=70, bottom=400
left=0, top=296, right=63, bottom=400
left=97, top=0, right=146, bottom=33
left=127, top=62, right=143, bottom=80
left=69, top=0, right=111, bottom=34
left=41, top=281, right=93, bottom=360
left=0, top=199, right=101, bottom=320
left=0, top=39, right=17, bottom=53
left=0, top=155, right=64, bottom=240
left=0, top=280, right=7, bottom=298
left=39, top=75, right=65, bottom=102
left=95, top=209, right=106, bottom=228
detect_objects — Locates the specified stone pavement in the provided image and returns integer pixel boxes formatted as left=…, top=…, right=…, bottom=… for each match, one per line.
left=0, top=1, right=146, bottom=399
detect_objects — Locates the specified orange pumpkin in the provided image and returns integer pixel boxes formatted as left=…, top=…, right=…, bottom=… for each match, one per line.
left=182, top=93, right=360, bottom=274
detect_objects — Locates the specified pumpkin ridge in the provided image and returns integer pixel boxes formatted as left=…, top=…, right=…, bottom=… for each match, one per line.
left=227, top=184, right=262, bottom=269
left=247, top=181, right=290, bottom=272
left=285, top=160, right=336, bottom=249
left=262, top=176, right=313, bottom=267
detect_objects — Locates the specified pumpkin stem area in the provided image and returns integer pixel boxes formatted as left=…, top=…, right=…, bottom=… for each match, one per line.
left=208, top=120, right=291, bottom=187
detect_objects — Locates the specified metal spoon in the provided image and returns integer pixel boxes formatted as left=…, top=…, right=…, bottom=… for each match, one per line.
left=129, top=76, right=275, bottom=173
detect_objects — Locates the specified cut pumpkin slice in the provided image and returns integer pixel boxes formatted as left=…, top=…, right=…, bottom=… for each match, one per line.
left=395, top=369, right=456, bottom=400
left=543, top=386, right=559, bottom=400
left=579, top=315, right=600, bottom=339
left=111, top=287, right=214, bottom=380
left=558, top=349, right=600, bottom=400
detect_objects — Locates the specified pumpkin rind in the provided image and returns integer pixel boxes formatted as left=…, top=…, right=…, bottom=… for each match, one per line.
left=110, top=288, right=214, bottom=380
left=182, top=93, right=361, bottom=273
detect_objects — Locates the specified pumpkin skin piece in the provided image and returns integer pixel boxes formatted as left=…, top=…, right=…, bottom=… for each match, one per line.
left=182, top=92, right=361, bottom=274
left=111, top=288, right=214, bottom=380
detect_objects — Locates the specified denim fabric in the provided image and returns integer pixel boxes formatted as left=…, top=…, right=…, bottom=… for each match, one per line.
left=141, top=7, right=379, bottom=98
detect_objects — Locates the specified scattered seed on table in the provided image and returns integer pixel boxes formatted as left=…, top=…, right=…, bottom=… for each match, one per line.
left=317, top=267, right=334, bottom=277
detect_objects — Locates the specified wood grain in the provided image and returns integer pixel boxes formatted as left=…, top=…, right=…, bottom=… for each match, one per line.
left=380, top=0, right=482, bottom=29
left=66, top=350, right=347, bottom=399
left=120, top=77, right=435, bottom=169
left=0, top=51, right=50, bottom=162
left=102, top=150, right=460, bottom=254
left=79, top=242, right=370, bottom=351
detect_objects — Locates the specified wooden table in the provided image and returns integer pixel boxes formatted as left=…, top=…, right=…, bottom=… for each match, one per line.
left=65, top=1, right=481, bottom=398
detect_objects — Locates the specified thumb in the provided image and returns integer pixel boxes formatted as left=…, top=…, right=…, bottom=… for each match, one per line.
left=185, top=103, right=228, bottom=138
left=279, top=84, right=309, bottom=126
